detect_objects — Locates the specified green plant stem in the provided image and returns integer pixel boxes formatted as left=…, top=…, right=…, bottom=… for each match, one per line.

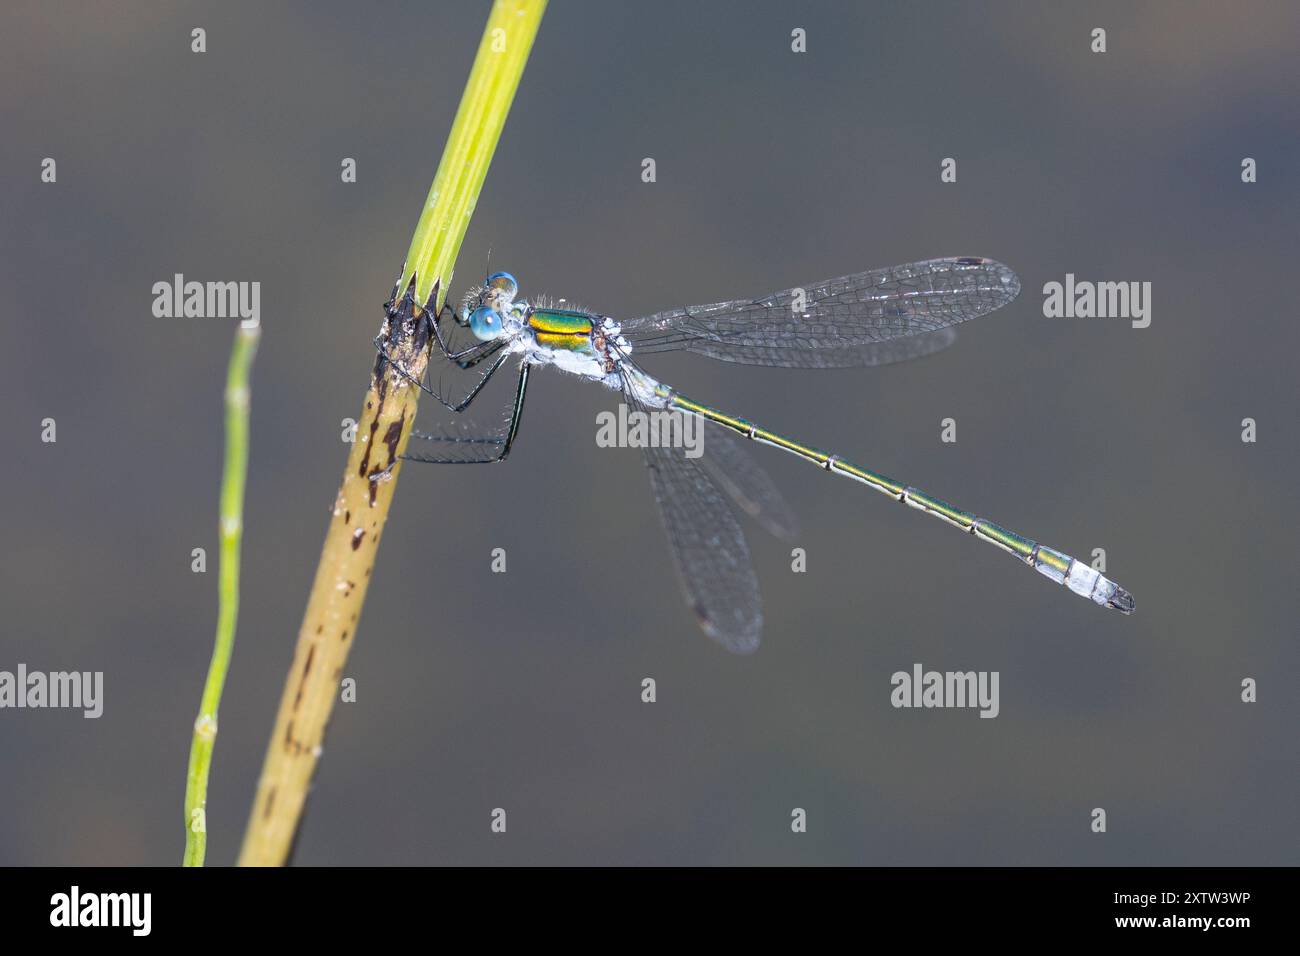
left=400, top=0, right=547, bottom=308
left=183, top=324, right=260, bottom=866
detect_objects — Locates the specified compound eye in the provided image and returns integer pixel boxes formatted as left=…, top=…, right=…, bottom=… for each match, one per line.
left=468, top=305, right=504, bottom=341
left=486, top=271, right=518, bottom=300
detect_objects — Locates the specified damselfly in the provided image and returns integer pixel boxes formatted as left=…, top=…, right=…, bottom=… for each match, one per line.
left=376, top=257, right=1134, bottom=653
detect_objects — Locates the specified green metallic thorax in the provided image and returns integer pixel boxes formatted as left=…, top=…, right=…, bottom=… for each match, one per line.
left=528, top=308, right=595, bottom=352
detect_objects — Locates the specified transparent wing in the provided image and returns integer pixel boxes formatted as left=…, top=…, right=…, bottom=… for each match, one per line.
left=624, top=374, right=763, bottom=653
left=621, top=257, right=1017, bottom=366
left=687, top=327, right=958, bottom=369
left=699, top=421, right=799, bottom=541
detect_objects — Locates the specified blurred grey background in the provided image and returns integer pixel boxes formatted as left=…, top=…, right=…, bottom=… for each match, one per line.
left=1, top=1, right=1296, bottom=865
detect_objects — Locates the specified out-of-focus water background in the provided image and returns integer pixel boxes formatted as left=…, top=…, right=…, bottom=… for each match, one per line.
left=0, top=1, right=1295, bottom=865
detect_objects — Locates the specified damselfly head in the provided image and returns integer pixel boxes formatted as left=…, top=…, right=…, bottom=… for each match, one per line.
left=464, top=270, right=521, bottom=341
left=464, top=270, right=519, bottom=311
left=468, top=305, right=506, bottom=341
left=486, top=271, right=518, bottom=301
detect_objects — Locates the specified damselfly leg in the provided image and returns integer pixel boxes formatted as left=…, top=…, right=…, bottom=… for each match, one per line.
left=402, top=361, right=531, bottom=464
left=374, top=291, right=509, bottom=411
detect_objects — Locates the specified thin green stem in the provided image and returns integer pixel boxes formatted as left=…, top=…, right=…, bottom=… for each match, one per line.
left=184, top=324, right=260, bottom=866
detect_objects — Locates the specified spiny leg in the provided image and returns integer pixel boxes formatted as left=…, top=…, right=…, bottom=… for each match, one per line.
left=373, top=328, right=501, bottom=410
left=420, top=299, right=505, bottom=369
left=403, top=362, right=531, bottom=464
left=427, top=298, right=495, bottom=366
left=374, top=298, right=505, bottom=410
left=432, top=347, right=510, bottom=413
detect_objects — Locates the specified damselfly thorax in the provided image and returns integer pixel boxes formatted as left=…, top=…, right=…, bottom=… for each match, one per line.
left=519, top=307, right=622, bottom=378
left=493, top=303, right=630, bottom=388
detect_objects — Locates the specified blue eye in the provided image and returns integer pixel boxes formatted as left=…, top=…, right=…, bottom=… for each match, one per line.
left=486, top=271, right=518, bottom=300
left=469, top=306, right=504, bottom=341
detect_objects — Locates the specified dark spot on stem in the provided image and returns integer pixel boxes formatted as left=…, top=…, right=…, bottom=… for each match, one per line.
left=364, top=409, right=407, bottom=506
left=383, top=415, right=405, bottom=465
left=293, top=646, right=316, bottom=713
left=358, top=411, right=380, bottom=479
left=351, top=529, right=365, bottom=550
